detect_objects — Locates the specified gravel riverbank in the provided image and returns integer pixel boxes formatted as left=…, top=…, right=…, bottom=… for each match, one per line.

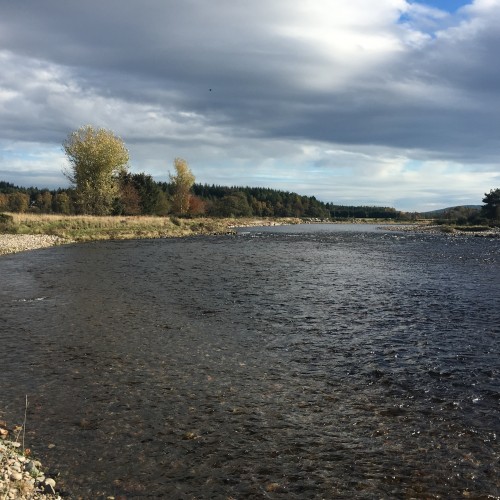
left=379, top=224, right=500, bottom=237
left=1, top=223, right=498, bottom=258
left=0, top=218, right=301, bottom=257
left=0, top=437, right=61, bottom=499
left=0, top=235, right=70, bottom=256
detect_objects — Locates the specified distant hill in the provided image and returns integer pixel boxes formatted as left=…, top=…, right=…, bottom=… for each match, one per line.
left=420, top=205, right=482, bottom=217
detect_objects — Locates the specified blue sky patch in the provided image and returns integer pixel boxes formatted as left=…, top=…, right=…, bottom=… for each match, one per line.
left=410, top=0, right=471, bottom=13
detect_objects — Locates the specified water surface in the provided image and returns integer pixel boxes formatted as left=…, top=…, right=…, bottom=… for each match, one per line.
left=1, top=226, right=499, bottom=498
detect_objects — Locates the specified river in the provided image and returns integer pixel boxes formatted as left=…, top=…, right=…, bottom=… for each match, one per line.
left=1, top=224, right=499, bottom=498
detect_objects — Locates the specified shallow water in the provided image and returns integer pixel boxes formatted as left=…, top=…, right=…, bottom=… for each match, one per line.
left=1, top=227, right=499, bottom=498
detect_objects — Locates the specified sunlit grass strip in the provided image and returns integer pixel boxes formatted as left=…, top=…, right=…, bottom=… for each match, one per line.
left=2, top=213, right=300, bottom=242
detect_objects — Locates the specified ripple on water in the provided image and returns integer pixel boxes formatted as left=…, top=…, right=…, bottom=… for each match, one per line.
left=0, top=231, right=499, bottom=498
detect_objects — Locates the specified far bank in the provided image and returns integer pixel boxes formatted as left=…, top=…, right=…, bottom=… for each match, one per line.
left=0, top=214, right=302, bottom=256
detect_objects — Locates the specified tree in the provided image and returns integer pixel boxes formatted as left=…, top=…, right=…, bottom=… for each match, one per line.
left=188, top=195, right=206, bottom=216
left=154, top=190, right=170, bottom=216
left=119, top=183, right=142, bottom=215
left=481, top=188, right=500, bottom=221
left=0, top=193, right=8, bottom=211
left=130, top=172, right=163, bottom=215
left=215, top=192, right=252, bottom=217
left=53, top=192, right=72, bottom=214
left=35, top=191, right=53, bottom=213
left=170, top=158, right=195, bottom=215
left=117, top=171, right=169, bottom=215
left=8, top=192, right=29, bottom=213
left=63, top=125, right=129, bottom=215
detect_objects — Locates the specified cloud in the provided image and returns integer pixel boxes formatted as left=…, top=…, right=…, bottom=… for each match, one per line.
left=0, top=0, right=499, bottom=210
left=0, top=140, right=67, bottom=187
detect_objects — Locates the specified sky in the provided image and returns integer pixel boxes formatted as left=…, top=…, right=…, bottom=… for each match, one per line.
left=0, top=0, right=499, bottom=211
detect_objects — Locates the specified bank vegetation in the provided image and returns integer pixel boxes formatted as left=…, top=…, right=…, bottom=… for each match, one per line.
left=1, top=125, right=499, bottom=233
left=0, top=213, right=302, bottom=255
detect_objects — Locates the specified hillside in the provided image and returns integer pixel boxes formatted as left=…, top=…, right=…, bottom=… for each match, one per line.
left=420, top=205, right=481, bottom=217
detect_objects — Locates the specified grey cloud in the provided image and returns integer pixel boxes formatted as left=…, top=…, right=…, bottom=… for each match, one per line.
left=0, top=0, right=499, bottom=209
left=0, top=2, right=479, bottom=149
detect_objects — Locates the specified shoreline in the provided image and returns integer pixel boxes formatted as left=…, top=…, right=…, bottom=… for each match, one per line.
left=0, top=432, right=62, bottom=499
left=378, top=224, right=500, bottom=237
left=0, top=215, right=303, bottom=257
left=1, top=219, right=499, bottom=257
left=0, top=234, right=72, bottom=256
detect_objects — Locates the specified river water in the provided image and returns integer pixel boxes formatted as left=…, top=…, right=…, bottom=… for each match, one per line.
left=1, top=224, right=499, bottom=498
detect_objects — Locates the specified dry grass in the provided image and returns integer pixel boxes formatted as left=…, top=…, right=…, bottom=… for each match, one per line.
left=1, top=213, right=300, bottom=242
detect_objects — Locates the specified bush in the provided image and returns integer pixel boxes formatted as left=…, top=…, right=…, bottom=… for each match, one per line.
left=0, top=213, right=14, bottom=232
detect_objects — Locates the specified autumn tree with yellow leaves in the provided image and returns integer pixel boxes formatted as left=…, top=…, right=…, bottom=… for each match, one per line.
left=63, top=125, right=129, bottom=215
left=170, top=157, right=195, bottom=215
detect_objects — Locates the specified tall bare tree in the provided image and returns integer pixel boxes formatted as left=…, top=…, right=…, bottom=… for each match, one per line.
left=63, top=125, right=129, bottom=215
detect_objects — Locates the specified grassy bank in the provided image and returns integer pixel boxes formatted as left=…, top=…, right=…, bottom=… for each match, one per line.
left=0, top=213, right=301, bottom=242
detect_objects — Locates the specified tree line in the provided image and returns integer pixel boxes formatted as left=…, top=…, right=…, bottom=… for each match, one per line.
left=2, top=179, right=498, bottom=223
left=0, top=178, right=406, bottom=220
left=1, top=125, right=498, bottom=223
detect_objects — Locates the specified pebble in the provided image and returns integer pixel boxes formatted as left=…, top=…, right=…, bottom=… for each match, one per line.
left=0, top=234, right=68, bottom=256
left=379, top=224, right=500, bottom=237
left=44, top=478, right=56, bottom=494
left=0, top=438, right=62, bottom=499
left=10, top=471, right=22, bottom=481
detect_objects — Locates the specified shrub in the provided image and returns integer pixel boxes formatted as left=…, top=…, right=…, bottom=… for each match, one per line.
left=170, top=216, right=181, bottom=226
left=0, top=213, right=14, bottom=232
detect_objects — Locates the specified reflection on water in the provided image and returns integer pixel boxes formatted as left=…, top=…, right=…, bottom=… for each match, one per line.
left=1, top=228, right=499, bottom=498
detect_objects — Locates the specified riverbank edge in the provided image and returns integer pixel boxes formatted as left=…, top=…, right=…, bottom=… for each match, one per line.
left=379, top=224, right=500, bottom=237
left=0, top=216, right=302, bottom=256
left=0, top=234, right=71, bottom=256
left=2, top=218, right=499, bottom=257
left=0, top=435, right=62, bottom=499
